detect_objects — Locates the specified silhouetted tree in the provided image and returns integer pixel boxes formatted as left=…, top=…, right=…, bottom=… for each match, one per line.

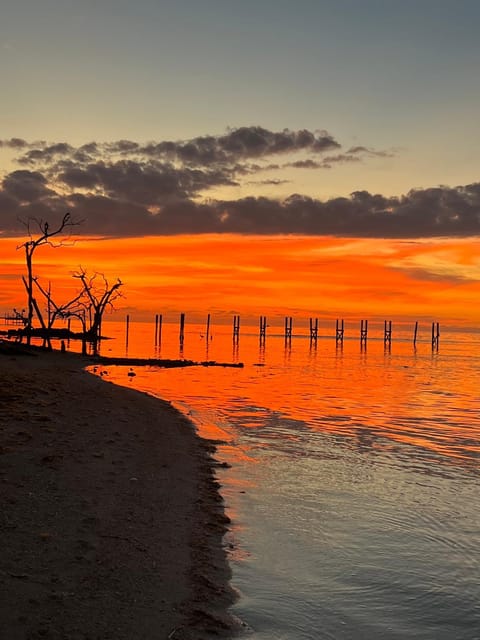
left=73, top=268, right=123, bottom=355
left=32, top=277, right=87, bottom=350
left=18, top=213, right=80, bottom=345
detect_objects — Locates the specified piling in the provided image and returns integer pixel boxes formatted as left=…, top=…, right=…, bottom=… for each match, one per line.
left=413, top=321, right=418, bottom=347
left=233, top=315, right=240, bottom=343
left=259, top=316, right=267, bottom=345
left=179, top=313, right=185, bottom=346
left=154, top=314, right=163, bottom=346
left=336, top=319, right=344, bottom=344
left=284, top=316, right=293, bottom=343
left=125, top=314, right=130, bottom=349
left=360, top=319, right=368, bottom=346
left=384, top=320, right=392, bottom=346
left=206, top=313, right=211, bottom=342
left=309, top=318, right=318, bottom=343
left=432, top=322, right=440, bottom=350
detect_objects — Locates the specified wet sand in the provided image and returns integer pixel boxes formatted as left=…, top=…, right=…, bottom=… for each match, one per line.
left=0, top=344, right=239, bottom=639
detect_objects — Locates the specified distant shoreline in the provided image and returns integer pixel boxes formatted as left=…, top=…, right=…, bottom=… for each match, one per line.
left=0, top=345, right=240, bottom=638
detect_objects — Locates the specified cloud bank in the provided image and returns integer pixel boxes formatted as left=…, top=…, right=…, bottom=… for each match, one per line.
left=0, top=126, right=478, bottom=238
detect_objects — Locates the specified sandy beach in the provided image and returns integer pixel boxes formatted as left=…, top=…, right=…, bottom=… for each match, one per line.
left=0, top=343, right=238, bottom=639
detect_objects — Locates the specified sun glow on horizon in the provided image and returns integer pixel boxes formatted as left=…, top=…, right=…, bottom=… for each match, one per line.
left=0, top=234, right=479, bottom=326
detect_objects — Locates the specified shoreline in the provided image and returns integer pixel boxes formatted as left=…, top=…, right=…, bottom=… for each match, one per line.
left=0, top=344, right=240, bottom=639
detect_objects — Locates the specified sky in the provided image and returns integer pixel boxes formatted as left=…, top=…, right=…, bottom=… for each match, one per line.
left=1, top=0, right=479, bottom=324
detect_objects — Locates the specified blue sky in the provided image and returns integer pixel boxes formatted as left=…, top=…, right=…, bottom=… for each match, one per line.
left=1, top=0, right=479, bottom=234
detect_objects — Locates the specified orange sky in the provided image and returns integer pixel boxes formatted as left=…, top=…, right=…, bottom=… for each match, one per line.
left=1, top=234, right=479, bottom=326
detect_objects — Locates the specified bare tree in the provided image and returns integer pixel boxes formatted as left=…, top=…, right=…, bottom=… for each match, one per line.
left=32, top=278, right=87, bottom=350
left=17, top=213, right=81, bottom=344
left=73, top=268, right=123, bottom=355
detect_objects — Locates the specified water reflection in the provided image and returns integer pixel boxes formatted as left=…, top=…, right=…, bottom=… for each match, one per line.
left=90, top=321, right=480, bottom=640
left=96, top=322, right=480, bottom=474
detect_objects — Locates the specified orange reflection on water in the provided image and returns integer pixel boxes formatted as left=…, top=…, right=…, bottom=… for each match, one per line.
left=89, top=322, right=480, bottom=474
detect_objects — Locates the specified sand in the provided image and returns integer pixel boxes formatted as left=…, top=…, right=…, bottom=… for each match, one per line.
left=0, top=343, right=240, bottom=640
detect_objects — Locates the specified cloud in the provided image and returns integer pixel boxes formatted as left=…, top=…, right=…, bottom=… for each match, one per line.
left=0, top=138, right=28, bottom=149
left=1, top=126, right=477, bottom=239
left=2, top=170, right=55, bottom=203
left=246, top=179, right=291, bottom=186
left=12, top=127, right=341, bottom=168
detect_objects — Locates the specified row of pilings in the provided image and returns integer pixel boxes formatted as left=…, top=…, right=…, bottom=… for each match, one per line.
left=124, top=314, right=442, bottom=351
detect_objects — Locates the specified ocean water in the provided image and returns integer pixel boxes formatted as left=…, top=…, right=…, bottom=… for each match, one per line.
left=92, top=320, right=480, bottom=640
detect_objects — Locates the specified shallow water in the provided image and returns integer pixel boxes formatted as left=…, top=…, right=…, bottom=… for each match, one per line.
left=93, top=321, right=480, bottom=639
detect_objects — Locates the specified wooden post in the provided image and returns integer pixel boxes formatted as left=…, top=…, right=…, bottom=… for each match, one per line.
left=432, top=322, right=440, bottom=350
left=179, top=313, right=185, bottom=346
left=284, top=316, right=292, bottom=342
left=309, top=318, right=318, bottom=342
left=154, top=313, right=164, bottom=346
left=336, top=319, right=344, bottom=344
left=206, top=313, right=211, bottom=342
left=384, top=320, right=392, bottom=345
left=413, top=321, right=418, bottom=347
left=360, top=319, right=368, bottom=346
left=233, top=315, right=240, bottom=342
left=259, top=316, right=267, bottom=345
left=125, top=314, right=130, bottom=349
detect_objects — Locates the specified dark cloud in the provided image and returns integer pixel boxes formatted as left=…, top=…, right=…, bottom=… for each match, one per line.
left=58, top=160, right=237, bottom=202
left=288, top=159, right=324, bottom=169
left=347, top=146, right=395, bottom=158
left=2, top=170, right=54, bottom=203
left=246, top=179, right=291, bottom=186
left=0, top=138, right=28, bottom=149
left=1, top=176, right=479, bottom=238
left=13, top=127, right=341, bottom=168
left=286, top=149, right=381, bottom=170
left=144, top=127, right=330, bottom=165
left=17, top=143, right=74, bottom=165
left=1, top=126, right=476, bottom=239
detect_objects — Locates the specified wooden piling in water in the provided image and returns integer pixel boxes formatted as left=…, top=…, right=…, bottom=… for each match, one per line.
left=179, top=313, right=185, bottom=346
left=309, top=318, right=318, bottom=342
left=431, top=322, right=440, bottom=350
left=154, top=313, right=163, bottom=346
left=158, top=314, right=163, bottom=345
left=284, top=316, right=293, bottom=342
left=360, top=319, right=368, bottom=345
left=206, top=313, right=211, bottom=342
left=233, top=315, right=240, bottom=342
left=259, top=316, right=267, bottom=344
left=384, top=320, right=392, bottom=345
left=413, top=321, right=418, bottom=347
left=336, top=319, right=344, bottom=344
left=125, top=314, right=130, bottom=348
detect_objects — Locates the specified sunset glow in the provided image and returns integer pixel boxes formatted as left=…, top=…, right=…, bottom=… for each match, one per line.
left=1, top=234, right=479, bottom=325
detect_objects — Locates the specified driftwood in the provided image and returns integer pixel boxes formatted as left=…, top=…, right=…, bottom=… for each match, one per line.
left=92, top=356, right=244, bottom=368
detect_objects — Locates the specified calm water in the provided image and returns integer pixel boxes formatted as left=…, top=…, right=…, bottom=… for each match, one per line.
left=92, top=320, right=480, bottom=640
